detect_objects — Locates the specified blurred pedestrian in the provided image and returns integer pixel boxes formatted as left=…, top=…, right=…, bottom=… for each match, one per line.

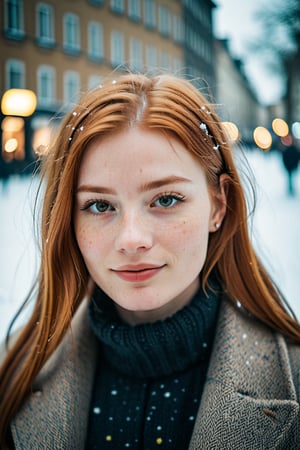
left=281, top=135, right=300, bottom=195
left=1, top=73, right=300, bottom=449
left=0, top=162, right=10, bottom=193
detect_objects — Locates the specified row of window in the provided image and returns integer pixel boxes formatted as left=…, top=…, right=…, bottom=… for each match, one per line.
left=109, top=33, right=184, bottom=69
left=4, top=0, right=184, bottom=49
left=185, top=26, right=212, bottom=63
left=5, top=51, right=183, bottom=107
left=183, top=0, right=211, bottom=27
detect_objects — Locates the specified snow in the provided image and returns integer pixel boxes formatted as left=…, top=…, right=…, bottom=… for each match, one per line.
left=247, top=149, right=300, bottom=319
left=0, top=149, right=299, bottom=342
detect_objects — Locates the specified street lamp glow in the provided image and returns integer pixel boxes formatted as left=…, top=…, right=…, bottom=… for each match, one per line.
left=222, top=121, right=239, bottom=142
left=253, top=126, right=272, bottom=151
left=272, top=118, right=289, bottom=137
left=2, top=116, right=24, bottom=132
left=4, top=138, right=18, bottom=153
left=1, top=89, right=37, bottom=117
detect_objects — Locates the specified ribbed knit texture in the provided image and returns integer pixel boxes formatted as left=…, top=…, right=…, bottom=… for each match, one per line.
left=88, top=283, right=219, bottom=379
left=86, top=282, right=220, bottom=449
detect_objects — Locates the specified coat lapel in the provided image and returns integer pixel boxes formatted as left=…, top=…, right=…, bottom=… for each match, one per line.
left=11, top=299, right=98, bottom=449
left=189, top=300, right=299, bottom=449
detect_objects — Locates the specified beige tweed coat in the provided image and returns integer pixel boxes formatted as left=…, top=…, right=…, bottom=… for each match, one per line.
left=8, top=299, right=300, bottom=449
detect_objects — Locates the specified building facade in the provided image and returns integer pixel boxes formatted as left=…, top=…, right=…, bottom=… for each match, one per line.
left=214, top=38, right=264, bottom=145
left=183, top=0, right=216, bottom=92
left=0, top=0, right=217, bottom=176
left=285, top=33, right=300, bottom=128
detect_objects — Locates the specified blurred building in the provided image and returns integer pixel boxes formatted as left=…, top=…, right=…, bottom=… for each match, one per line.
left=0, top=0, right=216, bottom=176
left=183, top=0, right=215, bottom=88
left=214, top=38, right=265, bottom=146
left=285, top=32, right=300, bottom=128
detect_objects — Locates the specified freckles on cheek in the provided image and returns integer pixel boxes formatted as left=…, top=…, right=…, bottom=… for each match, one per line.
left=76, top=225, right=94, bottom=254
left=165, top=221, right=192, bottom=251
left=174, top=219, right=209, bottom=253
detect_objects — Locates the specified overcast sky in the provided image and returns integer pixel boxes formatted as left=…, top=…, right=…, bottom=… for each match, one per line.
left=213, top=0, right=284, bottom=105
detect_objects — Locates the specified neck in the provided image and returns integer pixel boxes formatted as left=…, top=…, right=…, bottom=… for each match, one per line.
left=115, top=278, right=200, bottom=325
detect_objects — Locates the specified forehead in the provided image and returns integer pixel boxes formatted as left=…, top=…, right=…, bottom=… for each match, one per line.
left=78, top=128, right=203, bottom=176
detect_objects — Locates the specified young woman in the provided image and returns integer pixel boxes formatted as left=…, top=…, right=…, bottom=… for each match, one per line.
left=1, top=73, right=299, bottom=449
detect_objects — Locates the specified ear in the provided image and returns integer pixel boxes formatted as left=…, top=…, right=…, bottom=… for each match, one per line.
left=209, top=174, right=228, bottom=232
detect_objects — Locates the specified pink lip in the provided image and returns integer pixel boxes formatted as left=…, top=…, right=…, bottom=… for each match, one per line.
left=112, top=264, right=165, bottom=282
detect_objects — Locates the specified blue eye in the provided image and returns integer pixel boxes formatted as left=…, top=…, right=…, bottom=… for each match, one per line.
left=153, top=194, right=184, bottom=208
left=86, top=201, right=114, bottom=214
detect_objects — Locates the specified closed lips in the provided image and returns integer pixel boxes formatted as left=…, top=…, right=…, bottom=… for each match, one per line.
left=113, top=264, right=165, bottom=272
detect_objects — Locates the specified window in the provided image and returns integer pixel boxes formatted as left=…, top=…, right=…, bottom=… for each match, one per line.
left=37, top=65, right=56, bottom=106
left=173, top=15, right=183, bottom=44
left=63, top=13, right=80, bottom=54
left=145, top=44, right=157, bottom=69
left=5, top=59, right=25, bottom=89
left=128, top=0, right=141, bottom=21
left=129, top=38, right=143, bottom=71
left=111, top=31, right=125, bottom=67
left=173, top=58, right=182, bottom=73
left=64, top=71, right=80, bottom=104
left=110, top=0, right=124, bottom=14
left=36, top=3, right=55, bottom=46
left=160, top=51, right=170, bottom=70
left=88, top=22, right=104, bottom=61
left=144, top=0, right=155, bottom=29
left=4, top=0, right=24, bottom=39
left=158, top=5, right=170, bottom=37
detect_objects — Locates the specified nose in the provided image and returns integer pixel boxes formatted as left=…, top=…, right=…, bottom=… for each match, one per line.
left=114, top=211, right=153, bottom=254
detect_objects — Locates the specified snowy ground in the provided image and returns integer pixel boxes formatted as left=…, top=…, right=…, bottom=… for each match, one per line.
left=247, top=149, right=300, bottom=320
left=0, top=149, right=299, bottom=342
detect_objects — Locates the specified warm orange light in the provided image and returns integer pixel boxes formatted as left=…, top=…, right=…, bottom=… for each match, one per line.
left=272, top=118, right=289, bottom=137
left=33, top=127, right=52, bottom=155
left=1, top=116, right=24, bottom=132
left=222, top=121, right=239, bottom=142
left=253, top=126, right=272, bottom=151
left=1, top=89, right=37, bottom=117
left=4, top=138, right=18, bottom=153
left=1, top=116, right=25, bottom=160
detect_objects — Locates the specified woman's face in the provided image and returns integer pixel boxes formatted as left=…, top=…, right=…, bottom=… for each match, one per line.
left=74, top=128, right=226, bottom=324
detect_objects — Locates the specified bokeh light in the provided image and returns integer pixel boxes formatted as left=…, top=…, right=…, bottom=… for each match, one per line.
left=4, top=138, right=18, bottom=153
left=33, top=127, right=52, bottom=155
left=1, top=116, right=24, bottom=132
left=1, top=89, right=37, bottom=117
left=222, top=121, right=239, bottom=142
left=272, top=118, right=289, bottom=137
left=253, top=126, right=272, bottom=151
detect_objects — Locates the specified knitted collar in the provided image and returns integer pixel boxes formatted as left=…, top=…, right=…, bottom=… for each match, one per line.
left=88, top=280, right=220, bottom=379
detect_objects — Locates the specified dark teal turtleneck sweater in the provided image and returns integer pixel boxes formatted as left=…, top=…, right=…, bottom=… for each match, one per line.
left=86, top=282, right=220, bottom=450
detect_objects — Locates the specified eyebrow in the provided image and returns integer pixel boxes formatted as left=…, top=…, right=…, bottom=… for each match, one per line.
left=139, top=175, right=192, bottom=192
left=76, top=175, right=192, bottom=194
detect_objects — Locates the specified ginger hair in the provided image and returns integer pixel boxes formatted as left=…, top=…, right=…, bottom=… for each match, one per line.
left=1, top=73, right=299, bottom=446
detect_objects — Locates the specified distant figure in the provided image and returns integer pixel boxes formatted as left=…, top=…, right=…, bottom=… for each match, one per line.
left=281, top=137, right=299, bottom=195
left=0, top=163, right=10, bottom=193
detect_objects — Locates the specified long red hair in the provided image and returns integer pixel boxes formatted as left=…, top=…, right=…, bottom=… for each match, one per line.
left=1, top=73, right=299, bottom=446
